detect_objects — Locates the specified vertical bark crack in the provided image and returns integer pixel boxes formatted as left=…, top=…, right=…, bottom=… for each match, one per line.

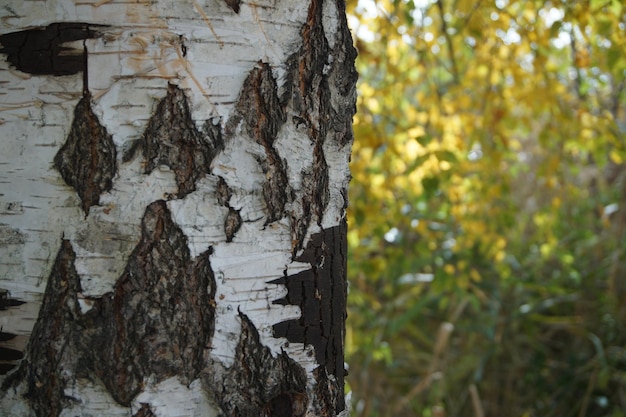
left=231, top=62, right=289, bottom=224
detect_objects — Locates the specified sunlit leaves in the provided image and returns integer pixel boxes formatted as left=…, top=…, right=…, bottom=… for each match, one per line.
left=347, top=0, right=626, bottom=415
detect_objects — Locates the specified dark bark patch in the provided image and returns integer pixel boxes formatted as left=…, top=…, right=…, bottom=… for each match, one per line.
left=224, top=207, right=242, bottom=243
left=0, top=289, right=25, bottom=310
left=216, top=176, right=243, bottom=242
left=3, top=203, right=218, bottom=413
left=313, top=366, right=344, bottom=417
left=269, top=222, right=347, bottom=413
left=263, top=391, right=308, bottom=417
left=133, top=403, right=157, bottom=417
left=94, top=201, right=216, bottom=405
left=232, top=63, right=289, bottom=223
left=216, top=176, right=232, bottom=207
left=0, top=292, right=26, bottom=376
left=204, top=313, right=307, bottom=417
left=224, top=0, right=241, bottom=13
left=2, top=239, right=83, bottom=417
left=0, top=23, right=106, bottom=76
left=54, top=93, right=117, bottom=215
left=0, top=347, right=23, bottom=361
left=126, top=84, right=222, bottom=199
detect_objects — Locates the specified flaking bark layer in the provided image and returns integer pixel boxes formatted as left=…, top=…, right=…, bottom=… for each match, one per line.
left=54, top=93, right=117, bottom=214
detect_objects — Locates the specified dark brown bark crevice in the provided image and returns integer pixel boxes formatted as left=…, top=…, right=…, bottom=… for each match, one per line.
left=224, top=207, right=243, bottom=242
left=125, top=84, right=223, bottom=199
left=269, top=222, right=347, bottom=413
left=231, top=62, right=290, bottom=224
left=202, top=312, right=308, bottom=417
left=2, top=239, right=83, bottom=417
left=216, top=176, right=243, bottom=242
left=93, top=200, right=216, bottom=405
left=284, top=0, right=356, bottom=255
left=54, top=92, right=117, bottom=214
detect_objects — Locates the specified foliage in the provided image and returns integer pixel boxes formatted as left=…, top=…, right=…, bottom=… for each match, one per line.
left=346, top=1, right=626, bottom=416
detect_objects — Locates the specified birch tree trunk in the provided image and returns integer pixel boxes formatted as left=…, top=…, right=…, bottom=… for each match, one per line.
left=0, top=1, right=356, bottom=416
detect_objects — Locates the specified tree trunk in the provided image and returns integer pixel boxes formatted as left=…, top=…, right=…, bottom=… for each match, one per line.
left=0, top=1, right=356, bottom=416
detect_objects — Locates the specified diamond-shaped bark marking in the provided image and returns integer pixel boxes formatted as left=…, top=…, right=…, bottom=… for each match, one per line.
left=132, top=84, right=222, bottom=198
left=54, top=94, right=117, bottom=214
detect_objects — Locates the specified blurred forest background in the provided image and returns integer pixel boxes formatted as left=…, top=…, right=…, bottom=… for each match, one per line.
left=344, top=0, right=626, bottom=416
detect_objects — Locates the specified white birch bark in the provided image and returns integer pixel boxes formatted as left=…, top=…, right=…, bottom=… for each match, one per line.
left=0, top=1, right=356, bottom=416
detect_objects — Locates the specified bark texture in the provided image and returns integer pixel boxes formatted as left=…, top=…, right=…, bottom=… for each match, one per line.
left=0, top=0, right=356, bottom=415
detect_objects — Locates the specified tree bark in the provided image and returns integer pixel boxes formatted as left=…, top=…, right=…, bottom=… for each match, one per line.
left=0, top=1, right=356, bottom=416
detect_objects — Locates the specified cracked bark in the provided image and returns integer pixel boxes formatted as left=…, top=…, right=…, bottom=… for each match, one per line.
left=54, top=92, right=117, bottom=214
left=202, top=313, right=308, bottom=417
left=0, top=0, right=356, bottom=415
left=125, top=84, right=223, bottom=199
left=231, top=62, right=289, bottom=224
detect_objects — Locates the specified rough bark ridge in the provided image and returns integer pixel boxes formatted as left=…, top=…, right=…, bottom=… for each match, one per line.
left=93, top=201, right=216, bottom=405
left=3, top=202, right=217, bottom=415
left=54, top=92, right=117, bottom=214
left=126, top=84, right=224, bottom=199
left=202, top=313, right=308, bottom=417
left=231, top=62, right=290, bottom=224
left=286, top=0, right=358, bottom=256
